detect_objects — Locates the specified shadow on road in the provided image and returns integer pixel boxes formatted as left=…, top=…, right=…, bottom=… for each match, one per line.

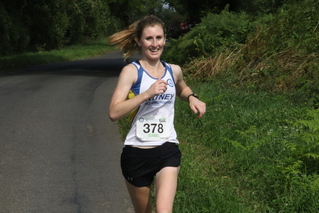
left=0, top=51, right=141, bottom=77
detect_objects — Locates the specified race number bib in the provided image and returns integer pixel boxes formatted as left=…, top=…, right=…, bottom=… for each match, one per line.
left=136, top=116, right=169, bottom=141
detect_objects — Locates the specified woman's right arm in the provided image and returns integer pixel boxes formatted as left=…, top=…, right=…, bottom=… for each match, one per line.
left=109, top=65, right=147, bottom=122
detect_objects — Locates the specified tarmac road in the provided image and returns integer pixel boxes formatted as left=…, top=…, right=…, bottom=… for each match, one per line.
left=0, top=52, right=136, bottom=213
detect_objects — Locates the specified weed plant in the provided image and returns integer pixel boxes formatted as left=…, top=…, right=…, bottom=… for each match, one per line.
left=171, top=81, right=319, bottom=212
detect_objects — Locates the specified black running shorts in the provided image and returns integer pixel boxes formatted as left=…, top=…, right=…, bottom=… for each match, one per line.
left=121, top=142, right=181, bottom=187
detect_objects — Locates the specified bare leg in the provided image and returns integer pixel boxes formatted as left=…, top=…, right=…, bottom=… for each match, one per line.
left=154, top=167, right=180, bottom=213
left=125, top=180, right=153, bottom=213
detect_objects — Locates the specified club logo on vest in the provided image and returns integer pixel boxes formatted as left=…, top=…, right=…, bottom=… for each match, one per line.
left=167, top=79, right=174, bottom=87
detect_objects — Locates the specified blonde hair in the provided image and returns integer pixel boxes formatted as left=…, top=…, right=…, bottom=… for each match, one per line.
left=108, top=15, right=165, bottom=60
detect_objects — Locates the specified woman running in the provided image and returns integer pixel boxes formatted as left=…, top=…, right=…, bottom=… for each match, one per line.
left=108, top=15, right=206, bottom=213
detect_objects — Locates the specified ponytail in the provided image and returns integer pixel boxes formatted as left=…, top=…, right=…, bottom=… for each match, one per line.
left=108, top=22, right=139, bottom=60
left=108, top=15, right=165, bottom=60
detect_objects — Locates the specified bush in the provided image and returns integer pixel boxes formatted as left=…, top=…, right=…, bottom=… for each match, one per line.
left=0, top=2, right=30, bottom=56
left=163, top=9, right=253, bottom=65
left=181, top=0, right=319, bottom=107
left=0, top=0, right=118, bottom=56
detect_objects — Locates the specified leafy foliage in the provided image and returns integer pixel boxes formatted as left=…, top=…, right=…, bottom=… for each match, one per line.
left=163, top=9, right=252, bottom=65
left=221, top=108, right=319, bottom=212
left=0, top=0, right=145, bottom=56
left=0, top=1, right=30, bottom=56
left=173, top=0, right=319, bottom=107
left=0, top=0, right=177, bottom=57
left=164, top=0, right=286, bottom=21
left=171, top=82, right=319, bottom=212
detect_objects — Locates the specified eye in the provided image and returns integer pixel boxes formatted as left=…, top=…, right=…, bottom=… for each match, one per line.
left=156, top=36, right=163, bottom=40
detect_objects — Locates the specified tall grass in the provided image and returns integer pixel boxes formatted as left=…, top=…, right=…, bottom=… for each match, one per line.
left=172, top=81, right=319, bottom=212
left=181, top=0, right=319, bottom=108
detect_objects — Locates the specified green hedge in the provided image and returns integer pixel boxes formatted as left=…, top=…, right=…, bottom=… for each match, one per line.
left=163, top=9, right=253, bottom=65
left=0, top=0, right=120, bottom=57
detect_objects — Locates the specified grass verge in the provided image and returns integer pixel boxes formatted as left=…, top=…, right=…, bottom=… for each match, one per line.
left=0, top=37, right=116, bottom=72
left=174, top=81, right=318, bottom=212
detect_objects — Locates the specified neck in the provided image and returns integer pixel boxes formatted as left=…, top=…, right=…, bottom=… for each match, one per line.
left=139, top=59, right=164, bottom=77
left=140, top=57, right=161, bottom=66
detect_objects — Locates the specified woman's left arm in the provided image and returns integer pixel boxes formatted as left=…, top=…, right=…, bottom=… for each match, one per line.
left=172, top=64, right=206, bottom=118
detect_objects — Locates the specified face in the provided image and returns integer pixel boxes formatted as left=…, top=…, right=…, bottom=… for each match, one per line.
left=136, top=25, right=166, bottom=60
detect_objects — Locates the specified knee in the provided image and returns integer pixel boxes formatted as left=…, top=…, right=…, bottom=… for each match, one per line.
left=156, top=206, right=172, bottom=213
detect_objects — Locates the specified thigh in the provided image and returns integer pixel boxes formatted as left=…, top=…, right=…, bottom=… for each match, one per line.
left=125, top=180, right=152, bottom=213
left=154, top=166, right=180, bottom=213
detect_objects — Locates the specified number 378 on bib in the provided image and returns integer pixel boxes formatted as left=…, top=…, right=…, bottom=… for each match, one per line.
left=136, top=116, right=169, bottom=141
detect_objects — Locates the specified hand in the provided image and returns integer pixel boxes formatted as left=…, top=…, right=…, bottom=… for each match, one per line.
left=189, top=97, right=206, bottom=118
left=146, top=79, right=168, bottom=98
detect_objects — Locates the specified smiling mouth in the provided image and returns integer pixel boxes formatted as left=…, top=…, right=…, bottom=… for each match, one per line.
left=149, top=47, right=160, bottom=52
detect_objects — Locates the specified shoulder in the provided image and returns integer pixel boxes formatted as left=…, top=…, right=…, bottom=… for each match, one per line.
left=162, top=62, right=181, bottom=73
left=166, top=63, right=183, bottom=81
left=118, top=63, right=138, bottom=84
left=122, top=63, right=137, bottom=73
left=169, top=63, right=182, bottom=72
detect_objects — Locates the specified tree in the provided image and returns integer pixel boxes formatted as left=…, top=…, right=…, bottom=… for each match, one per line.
left=164, top=0, right=229, bottom=22
left=0, top=0, right=115, bottom=56
left=164, top=0, right=287, bottom=22
left=109, top=0, right=166, bottom=27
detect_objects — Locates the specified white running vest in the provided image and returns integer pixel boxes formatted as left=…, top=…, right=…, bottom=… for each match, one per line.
left=124, top=61, right=179, bottom=146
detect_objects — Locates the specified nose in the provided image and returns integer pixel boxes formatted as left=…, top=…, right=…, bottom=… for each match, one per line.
left=152, top=38, right=158, bottom=46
